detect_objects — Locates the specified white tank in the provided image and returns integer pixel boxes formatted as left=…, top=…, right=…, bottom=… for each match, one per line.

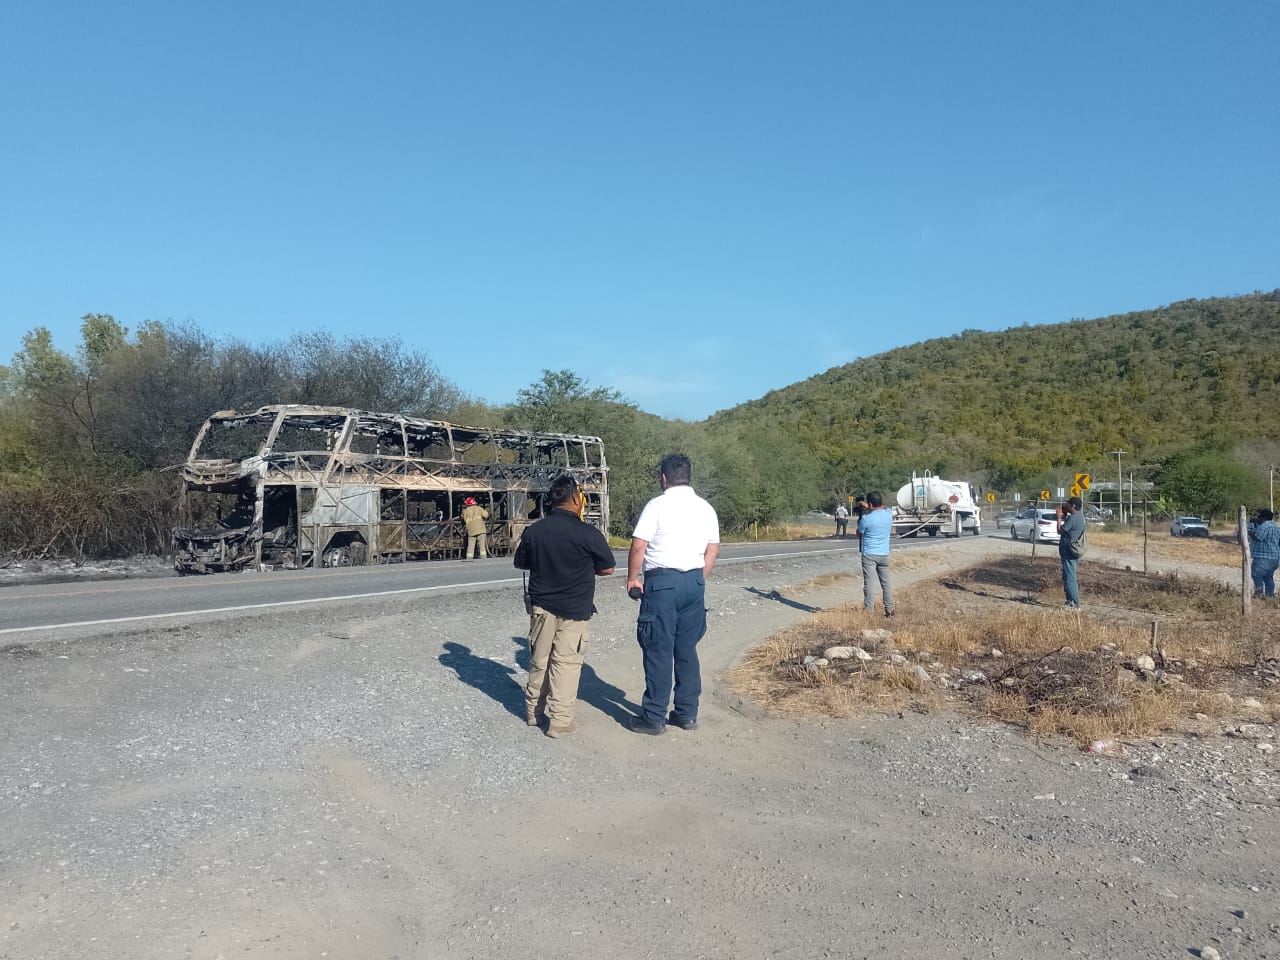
left=896, top=473, right=974, bottom=511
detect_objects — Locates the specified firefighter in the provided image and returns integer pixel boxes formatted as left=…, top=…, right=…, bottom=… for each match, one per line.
left=461, top=496, right=490, bottom=560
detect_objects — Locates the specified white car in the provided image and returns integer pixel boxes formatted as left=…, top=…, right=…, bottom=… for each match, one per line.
left=1008, top=508, right=1061, bottom=543
left=1170, top=516, right=1209, bottom=538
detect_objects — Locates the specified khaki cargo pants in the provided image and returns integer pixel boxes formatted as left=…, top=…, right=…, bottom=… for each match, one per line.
left=525, top=606, right=590, bottom=726
left=464, top=532, right=488, bottom=559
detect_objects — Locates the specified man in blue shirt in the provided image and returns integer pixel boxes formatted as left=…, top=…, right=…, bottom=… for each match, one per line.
left=1249, top=509, right=1280, bottom=598
left=856, top=491, right=895, bottom=618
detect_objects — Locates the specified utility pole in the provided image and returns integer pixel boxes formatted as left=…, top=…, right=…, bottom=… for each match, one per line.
left=1270, top=465, right=1274, bottom=514
left=1106, top=449, right=1125, bottom=524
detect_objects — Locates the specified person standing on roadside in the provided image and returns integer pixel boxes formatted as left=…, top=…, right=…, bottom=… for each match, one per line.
left=461, top=496, right=489, bottom=560
left=834, top=503, right=849, bottom=537
left=1056, top=496, right=1086, bottom=608
left=513, top=475, right=615, bottom=738
left=856, top=492, right=894, bottom=618
left=1249, top=508, right=1280, bottom=598
left=626, top=454, right=720, bottom=736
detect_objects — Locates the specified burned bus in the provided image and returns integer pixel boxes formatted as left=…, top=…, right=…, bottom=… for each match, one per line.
left=172, top=404, right=609, bottom=574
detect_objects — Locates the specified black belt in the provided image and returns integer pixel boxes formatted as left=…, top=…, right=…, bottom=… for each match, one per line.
left=644, top=567, right=697, bottom=577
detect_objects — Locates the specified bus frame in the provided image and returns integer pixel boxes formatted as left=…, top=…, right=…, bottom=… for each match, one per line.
left=172, top=404, right=609, bottom=574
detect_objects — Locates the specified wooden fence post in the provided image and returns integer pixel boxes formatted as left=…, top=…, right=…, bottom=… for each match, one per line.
left=1142, top=504, right=1148, bottom=575
left=1240, top=505, right=1252, bottom=617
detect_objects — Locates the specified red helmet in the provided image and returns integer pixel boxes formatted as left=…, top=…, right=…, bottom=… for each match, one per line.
left=465, top=497, right=476, bottom=505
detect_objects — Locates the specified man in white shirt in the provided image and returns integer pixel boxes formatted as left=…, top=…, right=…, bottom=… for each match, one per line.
left=626, top=454, right=720, bottom=735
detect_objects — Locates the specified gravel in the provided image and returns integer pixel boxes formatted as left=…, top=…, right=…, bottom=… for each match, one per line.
left=2, top=536, right=1278, bottom=959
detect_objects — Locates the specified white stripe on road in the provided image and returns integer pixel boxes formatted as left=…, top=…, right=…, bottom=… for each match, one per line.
left=1, top=544, right=868, bottom=637
left=0, top=578, right=524, bottom=636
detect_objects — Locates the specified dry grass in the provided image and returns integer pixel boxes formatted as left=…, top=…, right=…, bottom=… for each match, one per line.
left=725, top=553, right=1280, bottom=745
left=724, top=606, right=944, bottom=718
left=1087, top=526, right=1244, bottom=567
left=619, top=520, right=847, bottom=548
left=945, top=554, right=1240, bottom=618
left=888, top=549, right=955, bottom=574
left=725, top=522, right=843, bottom=543
left=794, top=571, right=855, bottom=592
left=985, top=686, right=1179, bottom=742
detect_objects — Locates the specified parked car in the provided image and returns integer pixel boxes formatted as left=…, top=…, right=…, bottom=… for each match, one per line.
left=1170, top=516, right=1209, bottom=537
left=1009, top=508, right=1061, bottom=543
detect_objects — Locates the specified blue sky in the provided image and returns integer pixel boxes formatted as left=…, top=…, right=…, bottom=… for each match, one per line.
left=2, top=2, right=1277, bottom=420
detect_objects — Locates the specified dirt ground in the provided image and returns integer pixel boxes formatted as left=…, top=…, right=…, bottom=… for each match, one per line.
left=3, top=533, right=1278, bottom=960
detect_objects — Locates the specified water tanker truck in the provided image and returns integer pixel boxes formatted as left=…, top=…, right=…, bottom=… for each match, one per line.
left=891, top=471, right=981, bottom=537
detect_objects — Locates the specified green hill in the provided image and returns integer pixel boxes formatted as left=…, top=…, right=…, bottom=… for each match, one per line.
left=4, top=292, right=1278, bottom=553
left=708, top=290, right=1280, bottom=489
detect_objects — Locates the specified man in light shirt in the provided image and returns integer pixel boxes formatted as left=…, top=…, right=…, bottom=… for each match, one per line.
left=626, top=454, right=720, bottom=735
left=856, top=491, right=895, bottom=618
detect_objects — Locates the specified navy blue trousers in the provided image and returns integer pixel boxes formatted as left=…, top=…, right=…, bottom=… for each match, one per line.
left=637, top=569, right=707, bottom=725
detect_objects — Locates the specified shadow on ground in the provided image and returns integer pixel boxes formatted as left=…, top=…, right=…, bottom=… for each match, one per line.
left=511, top=636, right=638, bottom=728
left=953, top=555, right=1060, bottom=592
left=438, top=641, right=523, bottom=720
left=932, top=556, right=1063, bottom=607
left=745, top=586, right=821, bottom=614
left=433, top=638, right=639, bottom=728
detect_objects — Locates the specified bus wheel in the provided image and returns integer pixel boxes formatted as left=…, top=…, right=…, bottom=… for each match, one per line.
left=323, top=546, right=354, bottom=567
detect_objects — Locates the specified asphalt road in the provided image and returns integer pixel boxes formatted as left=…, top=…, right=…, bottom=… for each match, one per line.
left=0, top=535, right=985, bottom=639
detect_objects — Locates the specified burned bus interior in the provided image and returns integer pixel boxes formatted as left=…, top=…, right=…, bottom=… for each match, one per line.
left=172, top=405, right=609, bottom=574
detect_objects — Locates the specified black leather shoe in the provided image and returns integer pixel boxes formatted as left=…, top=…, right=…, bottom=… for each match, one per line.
left=667, top=712, right=698, bottom=731
left=629, top=716, right=666, bottom=736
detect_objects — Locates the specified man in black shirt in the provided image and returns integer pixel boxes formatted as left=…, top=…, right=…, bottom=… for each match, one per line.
left=513, top=475, right=615, bottom=738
